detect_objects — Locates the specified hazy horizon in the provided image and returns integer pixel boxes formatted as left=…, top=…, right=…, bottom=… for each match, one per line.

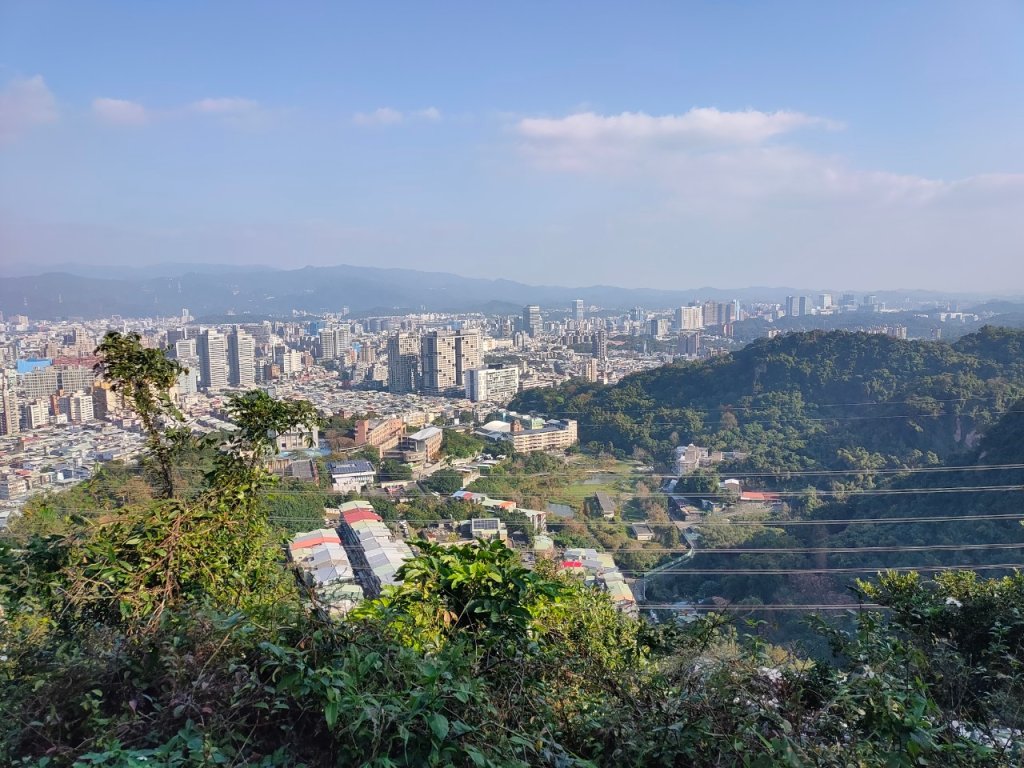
left=2, top=3, right=1024, bottom=292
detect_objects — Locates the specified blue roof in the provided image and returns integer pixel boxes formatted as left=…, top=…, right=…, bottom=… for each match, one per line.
left=328, top=460, right=375, bottom=475
left=17, top=359, right=52, bottom=374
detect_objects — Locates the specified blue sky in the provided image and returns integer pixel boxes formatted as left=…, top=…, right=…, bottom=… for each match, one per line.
left=1, top=1, right=1023, bottom=291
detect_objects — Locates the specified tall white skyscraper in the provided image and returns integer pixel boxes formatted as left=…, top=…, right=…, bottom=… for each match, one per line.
left=522, top=305, right=542, bottom=338
left=571, top=299, right=585, bottom=323
left=454, top=329, right=481, bottom=388
left=387, top=333, right=420, bottom=393
left=0, top=371, right=19, bottom=435
left=420, top=331, right=458, bottom=394
left=197, top=329, right=229, bottom=392
left=228, top=328, right=256, bottom=387
left=675, top=306, right=703, bottom=331
left=318, top=326, right=351, bottom=361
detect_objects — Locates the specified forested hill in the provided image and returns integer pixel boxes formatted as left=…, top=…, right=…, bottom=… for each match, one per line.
left=815, top=396, right=1024, bottom=564
left=511, top=326, right=1024, bottom=476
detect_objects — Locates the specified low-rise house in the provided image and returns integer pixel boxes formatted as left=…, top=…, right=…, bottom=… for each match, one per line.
left=327, top=459, right=376, bottom=493
left=592, top=492, right=617, bottom=520
left=630, top=523, right=655, bottom=542
left=468, top=517, right=507, bottom=541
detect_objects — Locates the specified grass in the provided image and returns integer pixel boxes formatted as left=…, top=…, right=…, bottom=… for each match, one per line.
left=548, top=458, right=640, bottom=509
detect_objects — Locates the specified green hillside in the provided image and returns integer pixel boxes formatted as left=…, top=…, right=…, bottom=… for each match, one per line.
left=3, top=331, right=1024, bottom=766
left=511, top=326, right=1024, bottom=477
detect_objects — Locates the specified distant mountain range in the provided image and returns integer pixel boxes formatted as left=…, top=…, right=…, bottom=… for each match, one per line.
left=0, top=262, right=1015, bottom=320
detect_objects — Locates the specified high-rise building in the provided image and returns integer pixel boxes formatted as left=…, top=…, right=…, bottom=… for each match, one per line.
left=0, top=371, right=19, bottom=435
left=465, top=365, right=520, bottom=402
left=571, top=299, right=585, bottom=323
left=817, top=293, right=833, bottom=310
left=318, top=326, right=351, bottom=361
left=171, top=338, right=200, bottom=395
left=702, top=301, right=736, bottom=326
left=167, top=328, right=190, bottom=347
left=228, top=328, right=256, bottom=387
left=522, top=305, right=542, bottom=338
left=420, top=331, right=458, bottom=394
left=22, top=400, right=48, bottom=430
left=649, top=318, right=670, bottom=337
left=196, top=329, right=229, bottom=392
left=678, top=330, right=701, bottom=356
left=387, top=332, right=421, bottom=393
left=21, top=366, right=59, bottom=401
left=785, top=296, right=810, bottom=317
left=676, top=306, right=703, bottom=331
left=273, top=346, right=303, bottom=377
left=57, top=365, right=94, bottom=394
left=592, top=329, right=608, bottom=360
left=453, top=329, right=481, bottom=388
left=69, top=390, right=94, bottom=423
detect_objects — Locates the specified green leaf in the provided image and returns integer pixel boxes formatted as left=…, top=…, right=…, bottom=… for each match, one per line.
left=324, top=700, right=339, bottom=729
left=427, top=712, right=449, bottom=741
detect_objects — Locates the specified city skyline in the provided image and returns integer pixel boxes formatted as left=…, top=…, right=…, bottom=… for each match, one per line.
left=2, top=3, right=1023, bottom=291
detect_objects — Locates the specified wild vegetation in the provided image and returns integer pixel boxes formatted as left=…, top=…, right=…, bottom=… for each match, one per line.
left=511, top=327, right=1024, bottom=478
left=3, top=330, right=1024, bottom=766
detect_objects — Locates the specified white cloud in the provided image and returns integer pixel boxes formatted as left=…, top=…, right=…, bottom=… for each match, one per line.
left=189, top=97, right=259, bottom=115
left=92, top=97, right=148, bottom=126
left=0, top=75, right=58, bottom=143
left=352, top=106, right=442, bottom=126
left=517, top=108, right=836, bottom=147
left=413, top=106, right=442, bottom=122
left=353, top=107, right=404, bottom=126
left=513, top=107, right=1024, bottom=213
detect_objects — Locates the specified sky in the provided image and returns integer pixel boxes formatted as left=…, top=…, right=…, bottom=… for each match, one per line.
left=1, top=1, right=1023, bottom=292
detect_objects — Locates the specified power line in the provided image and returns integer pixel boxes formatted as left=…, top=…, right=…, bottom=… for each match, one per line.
left=617, top=563, right=1024, bottom=576
left=642, top=603, right=882, bottom=612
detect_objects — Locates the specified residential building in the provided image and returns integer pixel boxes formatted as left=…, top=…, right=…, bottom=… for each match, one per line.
left=327, top=460, right=376, bottom=493
left=227, top=328, right=256, bottom=387
left=522, top=305, right=542, bottom=338
left=453, top=329, right=480, bottom=387
left=465, top=365, right=520, bottom=402
left=592, top=492, right=617, bottom=519
left=468, top=517, right=507, bottom=541
left=22, top=400, right=48, bottom=430
left=68, top=390, right=94, bottom=423
left=592, top=329, right=608, bottom=360
left=0, top=371, right=19, bottom=435
left=785, top=295, right=810, bottom=317
left=677, top=330, right=701, bottom=356
left=387, top=332, right=420, bottom=393
left=571, top=299, right=584, bottom=323
left=318, top=326, right=351, bottom=361
left=400, top=425, right=443, bottom=462
left=420, top=330, right=457, bottom=394
left=276, top=425, right=320, bottom=452
left=354, top=417, right=406, bottom=454
left=630, top=523, right=655, bottom=542
left=273, top=345, right=304, bottom=377
left=649, top=318, right=670, bottom=337
left=196, top=329, right=229, bottom=392
left=675, top=305, right=703, bottom=330
left=21, top=366, right=59, bottom=400
left=503, top=419, right=578, bottom=453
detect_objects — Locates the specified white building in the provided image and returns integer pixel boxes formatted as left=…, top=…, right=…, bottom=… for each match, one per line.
left=197, top=329, right=229, bottom=392
left=69, top=391, right=94, bottom=423
left=327, top=460, right=376, bottom=493
left=465, top=365, right=520, bottom=402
